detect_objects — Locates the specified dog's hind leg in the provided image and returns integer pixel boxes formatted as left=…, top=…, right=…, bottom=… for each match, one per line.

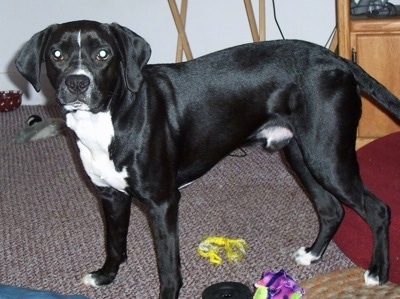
left=83, top=187, right=132, bottom=286
left=357, top=189, right=390, bottom=285
left=290, top=137, right=390, bottom=285
left=283, top=141, right=344, bottom=265
left=281, top=68, right=390, bottom=285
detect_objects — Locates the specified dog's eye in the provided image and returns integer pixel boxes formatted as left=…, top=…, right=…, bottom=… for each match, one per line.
left=96, top=49, right=109, bottom=61
left=52, top=50, right=64, bottom=61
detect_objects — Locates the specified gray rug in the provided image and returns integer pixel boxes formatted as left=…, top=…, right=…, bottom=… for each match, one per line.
left=0, top=106, right=355, bottom=298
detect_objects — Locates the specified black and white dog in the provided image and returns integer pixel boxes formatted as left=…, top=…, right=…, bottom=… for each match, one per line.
left=16, top=20, right=399, bottom=298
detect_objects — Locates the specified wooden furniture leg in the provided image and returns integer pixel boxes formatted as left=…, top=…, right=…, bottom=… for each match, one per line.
left=244, top=0, right=266, bottom=42
left=169, top=0, right=266, bottom=62
left=175, top=0, right=188, bottom=62
left=168, top=0, right=193, bottom=62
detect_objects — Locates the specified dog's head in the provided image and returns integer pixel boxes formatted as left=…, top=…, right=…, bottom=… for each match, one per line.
left=15, top=20, right=151, bottom=112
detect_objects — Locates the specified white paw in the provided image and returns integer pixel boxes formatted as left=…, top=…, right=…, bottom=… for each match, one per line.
left=364, top=271, right=380, bottom=286
left=293, top=247, right=320, bottom=266
left=82, top=273, right=99, bottom=287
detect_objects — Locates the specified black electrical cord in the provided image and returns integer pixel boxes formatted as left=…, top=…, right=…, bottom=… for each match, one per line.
left=272, top=0, right=285, bottom=39
left=229, top=147, right=248, bottom=158
left=324, top=25, right=337, bottom=48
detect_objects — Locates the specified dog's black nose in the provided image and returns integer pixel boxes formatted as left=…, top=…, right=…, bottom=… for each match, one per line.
left=65, top=75, right=90, bottom=94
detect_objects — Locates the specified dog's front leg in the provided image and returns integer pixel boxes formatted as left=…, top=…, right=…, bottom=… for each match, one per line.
left=148, top=193, right=182, bottom=299
left=83, top=187, right=132, bottom=287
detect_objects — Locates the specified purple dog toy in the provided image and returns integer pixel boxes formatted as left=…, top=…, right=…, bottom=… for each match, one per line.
left=253, top=269, right=305, bottom=299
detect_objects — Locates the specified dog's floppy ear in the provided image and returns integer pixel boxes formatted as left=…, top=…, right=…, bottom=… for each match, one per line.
left=15, top=24, right=58, bottom=92
left=109, top=23, right=151, bottom=93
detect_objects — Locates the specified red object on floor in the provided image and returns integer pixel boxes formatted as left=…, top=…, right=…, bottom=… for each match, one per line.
left=334, top=132, right=400, bottom=284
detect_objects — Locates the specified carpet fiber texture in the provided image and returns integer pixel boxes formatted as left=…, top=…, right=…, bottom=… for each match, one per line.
left=0, top=106, right=356, bottom=298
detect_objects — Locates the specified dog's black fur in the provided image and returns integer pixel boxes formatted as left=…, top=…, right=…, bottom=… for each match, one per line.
left=15, top=20, right=400, bottom=298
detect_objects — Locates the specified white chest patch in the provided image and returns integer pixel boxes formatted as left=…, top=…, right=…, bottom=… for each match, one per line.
left=66, top=111, right=128, bottom=193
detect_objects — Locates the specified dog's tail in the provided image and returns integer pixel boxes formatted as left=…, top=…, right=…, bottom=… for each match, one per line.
left=348, top=60, right=400, bottom=120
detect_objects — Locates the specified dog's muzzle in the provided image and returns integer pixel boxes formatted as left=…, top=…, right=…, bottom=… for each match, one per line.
left=66, top=74, right=90, bottom=94
left=61, top=74, right=91, bottom=111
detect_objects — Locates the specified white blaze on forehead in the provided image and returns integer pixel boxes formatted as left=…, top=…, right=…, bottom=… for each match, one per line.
left=77, top=30, right=82, bottom=68
left=77, top=30, right=81, bottom=47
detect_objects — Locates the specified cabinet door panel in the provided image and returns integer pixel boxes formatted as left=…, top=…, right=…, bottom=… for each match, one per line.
left=352, top=34, right=400, bottom=138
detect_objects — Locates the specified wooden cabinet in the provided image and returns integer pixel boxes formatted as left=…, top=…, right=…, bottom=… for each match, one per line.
left=336, top=0, right=400, bottom=148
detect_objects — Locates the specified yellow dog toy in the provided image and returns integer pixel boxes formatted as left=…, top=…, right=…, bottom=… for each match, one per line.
left=197, top=236, right=247, bottom=264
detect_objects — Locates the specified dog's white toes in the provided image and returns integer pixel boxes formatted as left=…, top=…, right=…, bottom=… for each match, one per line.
left=364, top=270, right=380, bottom=286
left=82, top=274, right=99, bottom=287
left=293, top=247, right=320, bottom=266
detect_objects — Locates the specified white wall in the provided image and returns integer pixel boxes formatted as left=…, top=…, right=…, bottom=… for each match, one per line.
left=1, top=0, right=337, bottom=105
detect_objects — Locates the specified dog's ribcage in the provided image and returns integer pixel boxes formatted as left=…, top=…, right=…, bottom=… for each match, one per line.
left=66, top=110, right=128, bottom=193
